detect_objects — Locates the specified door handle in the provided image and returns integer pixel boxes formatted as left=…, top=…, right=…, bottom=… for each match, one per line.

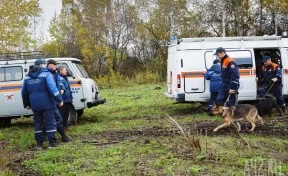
left=191, top=88, right=199, bottom=90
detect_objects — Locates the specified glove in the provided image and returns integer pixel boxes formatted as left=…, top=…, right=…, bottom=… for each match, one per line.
left=229, top=89, right=236, bottom=94
left=271, top=78, right=277, bottom=82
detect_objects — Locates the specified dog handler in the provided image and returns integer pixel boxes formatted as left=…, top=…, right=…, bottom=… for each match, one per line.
left=214, top=47, right=240, bottom=107
left=259, top=55, right=286, bottom=114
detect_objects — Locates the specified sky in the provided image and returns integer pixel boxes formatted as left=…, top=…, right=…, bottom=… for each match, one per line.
left=38, top=0, right=62, bottom=40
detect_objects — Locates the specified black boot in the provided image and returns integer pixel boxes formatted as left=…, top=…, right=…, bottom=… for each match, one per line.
left=281, top=105, right=286, bottom=115
left=60, top=132, right=72, bottom=142
left=48, top=140, right=58, bottom=149
left=36, top=142, right=43, bottom=150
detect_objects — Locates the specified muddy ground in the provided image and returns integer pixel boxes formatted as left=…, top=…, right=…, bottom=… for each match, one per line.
left=82, top=117, right=288, bottom=143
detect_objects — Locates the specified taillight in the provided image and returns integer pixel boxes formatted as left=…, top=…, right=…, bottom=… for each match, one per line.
left=177, top=74, right=181, bottom=88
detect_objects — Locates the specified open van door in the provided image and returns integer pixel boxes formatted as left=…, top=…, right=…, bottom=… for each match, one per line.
left=206, top=49, right=257, bottom=101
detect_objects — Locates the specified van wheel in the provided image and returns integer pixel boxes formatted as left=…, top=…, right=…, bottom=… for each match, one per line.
left=0, top=118, right=11, bottom=127
left=77, top=109, right=84, bottom=119
left=67, top=104, right=77, bottom=126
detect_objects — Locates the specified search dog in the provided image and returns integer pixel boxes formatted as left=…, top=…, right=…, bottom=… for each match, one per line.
left=211, top=104, right=263, bottom=132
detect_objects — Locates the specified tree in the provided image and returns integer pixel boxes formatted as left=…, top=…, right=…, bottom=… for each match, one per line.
left=0, top=0, right=41, bottom=52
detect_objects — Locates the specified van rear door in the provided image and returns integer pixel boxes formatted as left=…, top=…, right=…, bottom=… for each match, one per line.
left=181, top=50, right=206, bottom=93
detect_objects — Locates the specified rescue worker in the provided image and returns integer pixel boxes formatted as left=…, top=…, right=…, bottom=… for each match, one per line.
left=46, top=59, right=71, bottom=142
left=57, top=66, right=74, bottom=129
left=205, top=59, right=222, bottom=115
left=259, top=55, right=286, bottom=113
left=21, top=59, right=63, bottom=150
left=214, top=47, right=240, bottom=107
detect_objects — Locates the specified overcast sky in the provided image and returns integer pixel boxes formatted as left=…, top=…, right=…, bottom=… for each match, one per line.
left=39, top=0, right=62, bottom=40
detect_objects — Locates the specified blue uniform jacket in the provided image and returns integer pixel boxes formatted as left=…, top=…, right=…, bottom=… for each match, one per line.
left=21, top=65, right=63, bottom=112
left=46, top=67, right=64, bottom=91
left=205, top=64, right=222, bottom=92
left=220, top=55, right=240, bottom=91
left=59, top=74, right=73, bottom=103
left=261, top=63, right=282, bottom=86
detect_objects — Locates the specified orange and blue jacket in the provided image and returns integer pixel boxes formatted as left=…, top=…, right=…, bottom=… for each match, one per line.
left=261, top=63, right=282, bottom=85
left=220, top=55, right=240, bottom=91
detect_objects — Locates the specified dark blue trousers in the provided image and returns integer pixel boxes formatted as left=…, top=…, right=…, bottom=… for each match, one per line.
left=55, top=108, right=65, bottom=134
left=43, top=108, right=65, bottom=136
left=34, top=109, right=56, bottom=143
left=216, top=88, right=237, bottom=107
left=208, top=92, right=219, bottom=112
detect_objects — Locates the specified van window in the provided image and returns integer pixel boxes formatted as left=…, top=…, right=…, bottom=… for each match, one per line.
left=226, top=51, right=253, bottom=69
left=0, top=66, right=22, bottom=82
left=57, top=63, right=74, bottom=77
left=73, top=62, right=89, bottom=78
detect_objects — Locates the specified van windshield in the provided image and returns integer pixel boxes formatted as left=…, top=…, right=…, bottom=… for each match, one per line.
left=74, top=62, right=89, bottom=78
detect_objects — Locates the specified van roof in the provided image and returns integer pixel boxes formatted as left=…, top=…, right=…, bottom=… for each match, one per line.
left=0, top=57, right=82, bottom=65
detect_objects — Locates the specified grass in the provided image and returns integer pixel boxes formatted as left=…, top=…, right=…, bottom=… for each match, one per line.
left=0, top=83, right=288, bottom=176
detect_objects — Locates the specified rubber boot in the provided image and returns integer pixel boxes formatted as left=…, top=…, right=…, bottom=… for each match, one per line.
left=60, top=132, right=72, bottom=142
left=281, top=105, right=286, bottom=115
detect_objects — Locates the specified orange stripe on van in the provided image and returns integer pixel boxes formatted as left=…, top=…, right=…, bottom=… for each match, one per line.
left=0, top=88, right=21, bottom=92
left=0, top=83, right=22, bottom=87
left=181, top=69, right=257, bottom=79
left=181, top=71, right=205, bottom=78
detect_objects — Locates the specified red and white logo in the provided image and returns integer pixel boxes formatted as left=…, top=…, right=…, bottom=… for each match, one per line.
left=4, top=93, right=14, bottom=103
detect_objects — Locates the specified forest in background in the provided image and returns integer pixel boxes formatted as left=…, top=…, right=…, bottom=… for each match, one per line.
left=1, top=0, right=288, bottom=87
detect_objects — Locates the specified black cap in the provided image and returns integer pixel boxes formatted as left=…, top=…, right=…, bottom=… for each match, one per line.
left=47, top=59, right=57, bottom=65
left=213, top=47, right=226, bottom=55
left=34, top=59, right=46, bottom=66
left=262, top=55, right=271, bottom=62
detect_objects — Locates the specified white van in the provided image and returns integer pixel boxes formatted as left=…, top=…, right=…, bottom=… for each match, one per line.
left=0, top=51, right=106, bottom=125
left=165, top=34, right=288, bottom=103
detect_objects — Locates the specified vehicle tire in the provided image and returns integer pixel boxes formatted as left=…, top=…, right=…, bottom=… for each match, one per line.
left=0, top=118, right=11, bottom=127
left=67, top=104, right=77, bottom=126
left=77, top=109, right=84, bottom=119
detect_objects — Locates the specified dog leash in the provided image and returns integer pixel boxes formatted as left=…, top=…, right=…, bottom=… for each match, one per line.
left=223, top=94, right=231, bottom=107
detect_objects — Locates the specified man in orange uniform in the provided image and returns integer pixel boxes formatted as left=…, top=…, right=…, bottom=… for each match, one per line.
left=214, top=47, right=240, bottom=107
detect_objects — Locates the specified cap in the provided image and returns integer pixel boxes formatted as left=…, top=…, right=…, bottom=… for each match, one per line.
left=262, top=55, right=271, bottom=62
left=47, top=59, right=57, bottom=65
left=213, top=59, right=220, bottom=64
left=34, top=59, right=46, bottom=66
left=213, top=47, right=226, bottom=55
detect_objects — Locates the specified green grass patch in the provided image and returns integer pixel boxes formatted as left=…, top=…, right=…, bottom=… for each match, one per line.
left=1, top=83, right=288, bottom=175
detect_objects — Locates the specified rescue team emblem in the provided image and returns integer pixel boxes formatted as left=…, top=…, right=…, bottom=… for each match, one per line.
left=4, top=93, right=14, bottom=103
left=231, top=64, right=235, bottom=69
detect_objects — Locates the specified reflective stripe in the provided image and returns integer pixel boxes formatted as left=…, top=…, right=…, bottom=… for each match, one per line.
left=46, top=130, right=57, bottom=133
left=34, top=130, right=43, bottom=133
left=231, top=81, right=238, bottom=84
left=24, top=76, right=31, bottom=80
left=54, top=92, right=59, bottom=96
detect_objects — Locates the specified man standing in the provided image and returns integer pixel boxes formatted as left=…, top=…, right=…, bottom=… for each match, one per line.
left=205, top=59, right=222, bottom=115
left=21, top=59, right=63, bottom=149
left=214, top=47, right=240, bottom=107
left=46, top=59, right=71, bottom=142
left=260, top=55, right=286, bottom=113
